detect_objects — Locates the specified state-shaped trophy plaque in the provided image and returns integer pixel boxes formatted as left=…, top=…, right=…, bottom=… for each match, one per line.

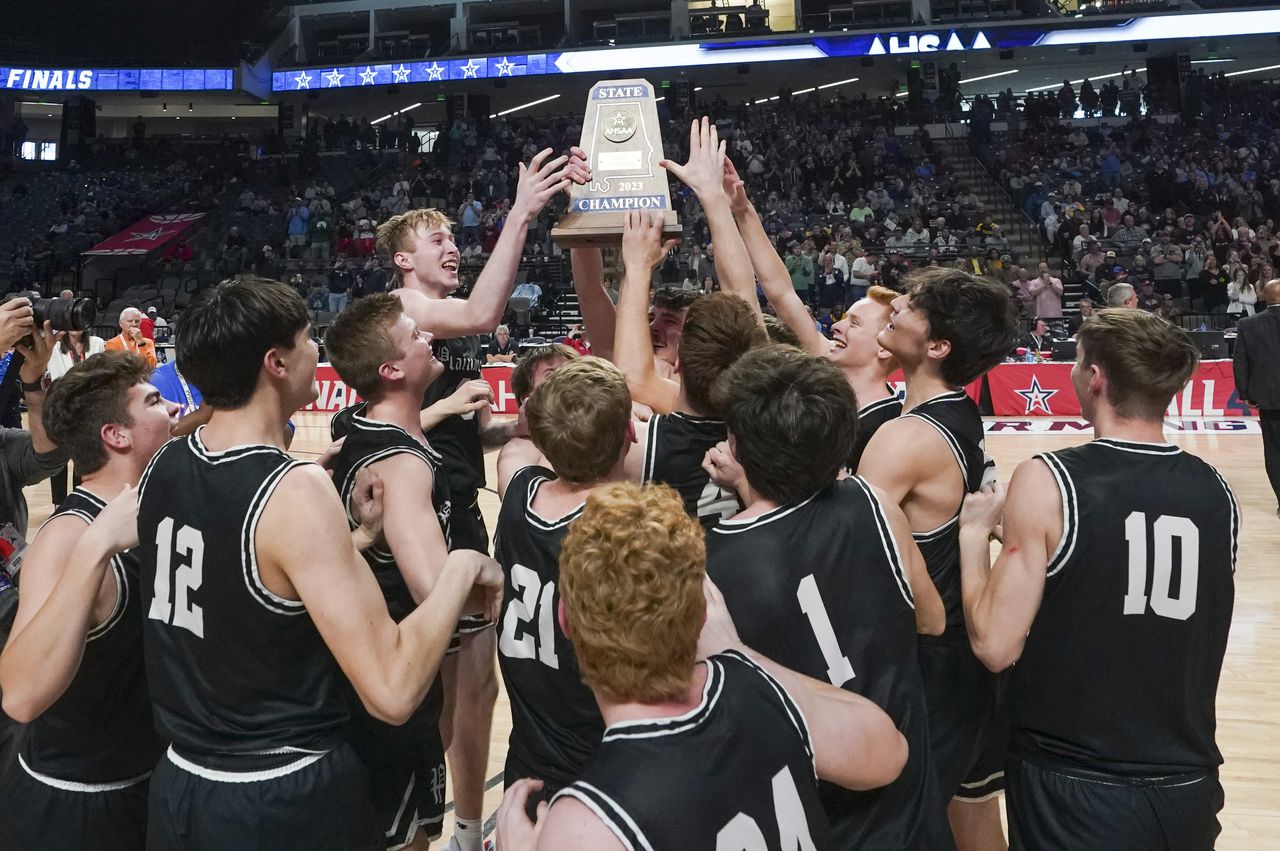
left=551, top=78, right=682, bottom=248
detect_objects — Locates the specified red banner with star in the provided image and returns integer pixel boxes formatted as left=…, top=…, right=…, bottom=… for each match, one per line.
left=82, top=213, right=204, bottom=256
left=984, top=360, right=1250, bottom=417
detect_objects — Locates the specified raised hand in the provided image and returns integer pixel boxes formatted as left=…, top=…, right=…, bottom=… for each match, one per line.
left=86, top=485, right=141, bottom=556
left=701, top=440, right=746, bottom=497
left=0, top=298, right=35, bottom=352
left=511, top=148, right=572, bottom=220
left=621, top=210, right=679, bottom=275
left=659, top=116, right=727, bottom=199
left=721, top=157, right=751, bottom=217
left=564, top=145, right=592, bottom=186
left=445, top=379, right=495, bottom=417
left=959, top=481, right=1008, bottom=539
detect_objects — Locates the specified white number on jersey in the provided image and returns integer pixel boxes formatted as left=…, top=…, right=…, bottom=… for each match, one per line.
left=716, top=766, right=819, bottom=851
left=147, top=516, right=205, bottom=638
left=796, top=574, right=855, bottom=687
left=1123, top=511, right=1199, bottom=621
left=498, top=564, right=560, bottom=669
left=698, top=479, right=740, bottom=523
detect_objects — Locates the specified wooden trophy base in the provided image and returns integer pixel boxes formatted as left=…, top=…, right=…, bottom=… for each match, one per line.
left=551, top=211, right=682, bottom=248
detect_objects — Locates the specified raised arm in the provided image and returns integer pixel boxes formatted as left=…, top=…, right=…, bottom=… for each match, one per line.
left=262, top=464, right=502, bottom=725
left=615, top=211, right=680, bottom=413
left=417, top=148, right=585, bottom=339
left=724, top=161, right=824, bottom=353
left=570, top=247, right=617, bottom=362
left=0, top=487, right=138, bottom=722
left=958, top=459, right=1062, bottom=672
left=660, top=118, right=757, bottom=310
left=369, top=454, right=451, bottom=605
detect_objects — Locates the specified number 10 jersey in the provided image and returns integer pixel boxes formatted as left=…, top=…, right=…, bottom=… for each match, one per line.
left=136, top=431, right=349, bottom=762
left=1012, top=439, right=1238, bottom=776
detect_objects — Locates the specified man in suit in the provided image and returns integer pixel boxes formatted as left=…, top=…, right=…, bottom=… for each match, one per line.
left=1234, top=278, right=1280, bottom=516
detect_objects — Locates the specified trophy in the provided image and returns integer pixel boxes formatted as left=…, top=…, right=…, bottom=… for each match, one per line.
left=551, top=78, right=682, bottom=247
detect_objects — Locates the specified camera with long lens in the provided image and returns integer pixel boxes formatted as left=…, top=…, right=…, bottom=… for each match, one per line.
left=5, top=291, right=97, bottom=347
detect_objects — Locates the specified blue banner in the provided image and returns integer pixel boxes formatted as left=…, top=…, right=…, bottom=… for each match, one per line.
left=0, top=67, right=234, bottom=92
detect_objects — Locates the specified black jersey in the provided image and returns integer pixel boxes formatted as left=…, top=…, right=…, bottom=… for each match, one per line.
left=641, top=411, right=737, bottom=529
left=555, top=651, right=832, bottom=851
left=332, top=333, right=486, bottom=497
left=136, top=430, right=347, bottom=763
left=19, top=488, right=162, bottom=784
left=903, top=390, right=995, bottom=633
left=493, top=466, right=603, bottom=788
left=328, top=410, right=452, bottom=622
left=849, top=390, right=902, bottom=473
left=424, top=334, right=486, bottom=496
left=707, top=477, right=949, bottom=850
left=1011, top=439, right=1238, bottom=776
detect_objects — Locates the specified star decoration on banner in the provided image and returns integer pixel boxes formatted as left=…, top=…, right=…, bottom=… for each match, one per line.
left=324, top=68, right=345, bottom=87
left=125, top=227, right=174, bottom=243
left=494, top=57, right=516, bottom=77
left=392, top=64, right=411, bottom=83
left=359, top=66, right=378, bottom=85
left=425, top=62, right=446, bottom=81
left=294, top=70, right=313, bottom=89
left=1014, top=375, right=1060, bottom=415
left=461, top=59, right=482, bottom=79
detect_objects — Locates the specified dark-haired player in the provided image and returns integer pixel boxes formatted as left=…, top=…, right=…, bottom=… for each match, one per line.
left=704, top=345, right=950, bottom=849
left=859, top=267, right=1018, bottom=848
left=135, top=278, right=500, bottom=849
left=0, top=351, right=176, bottom=851
left=324, top=293, right=466, bottom=850
left=959, top=310, right=1237, bottom=850
left=615, top=212, right=766, bottom=528
left=495, top=481, right=909, bottom=851
left=493, top=357, right=634, bottom=805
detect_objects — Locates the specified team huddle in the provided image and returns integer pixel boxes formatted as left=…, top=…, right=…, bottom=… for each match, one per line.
left=0, top=120, right=1237, bottom=851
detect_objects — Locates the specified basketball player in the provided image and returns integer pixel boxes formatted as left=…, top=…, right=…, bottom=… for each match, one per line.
left=0, top=352, right=176, bottom=850
left=494, top=358, right=634, bottom=806
left=353, top=149, right=587, bottom=851
left=495, top=482, right=908, bottom=851
left=723, top=159, right=902, bottom=471
left=858, top=267, right=1018, bottom=849
left=135, top=278, right=501, bottom=849
left=702, top=344, right=950, bottom=849
left=614, top=211, right=766, bottom=528
left=494, top=343, right=582, bottom=500
left=323, top=293, right=470, bottom=850
left=958, top=309, right=1237, bottom=850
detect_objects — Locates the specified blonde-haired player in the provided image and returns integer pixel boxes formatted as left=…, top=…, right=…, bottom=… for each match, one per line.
left=336, top=149, right=589, bottom=851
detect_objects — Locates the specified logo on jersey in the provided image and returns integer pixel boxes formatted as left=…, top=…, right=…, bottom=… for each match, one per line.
left=1014, top=375, right=1059, bottom=415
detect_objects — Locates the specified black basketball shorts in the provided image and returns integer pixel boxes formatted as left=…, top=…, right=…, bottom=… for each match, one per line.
left=147, top=744, right=382, bottom=851
left=0, top=755, right=150, bottom=851
left=1007, top=751, right=1223, bottom=851
left=449, top=493, right=494, bottom=655
left=918, top=631, right=1004, bottom=801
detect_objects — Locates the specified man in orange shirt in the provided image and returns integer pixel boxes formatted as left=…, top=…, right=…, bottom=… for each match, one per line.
left=104, top=307, right=157, bottom=368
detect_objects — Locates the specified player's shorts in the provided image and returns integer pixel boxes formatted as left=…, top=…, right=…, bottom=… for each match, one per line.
left=955, top=673, right=1010, bottom=802
left=0, top=755, right=149, bottom=851
left=504, top=749, right=567, bottom=820
left=147, top=743, right=382, bottom=851
left=348, top=681, right=447, bottom=850
left=448, top=493, right=495, bottom=655
left=1006, top=751, right=1223, bottom=851
left=917, top=631, right=1003, bottom=801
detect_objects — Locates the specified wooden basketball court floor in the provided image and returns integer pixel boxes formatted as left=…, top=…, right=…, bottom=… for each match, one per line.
left=19, top=412, right=1278, bottom=847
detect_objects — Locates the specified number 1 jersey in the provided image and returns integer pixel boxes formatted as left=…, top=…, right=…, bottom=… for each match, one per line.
left=1012, top=439, right=1238, bottom=775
